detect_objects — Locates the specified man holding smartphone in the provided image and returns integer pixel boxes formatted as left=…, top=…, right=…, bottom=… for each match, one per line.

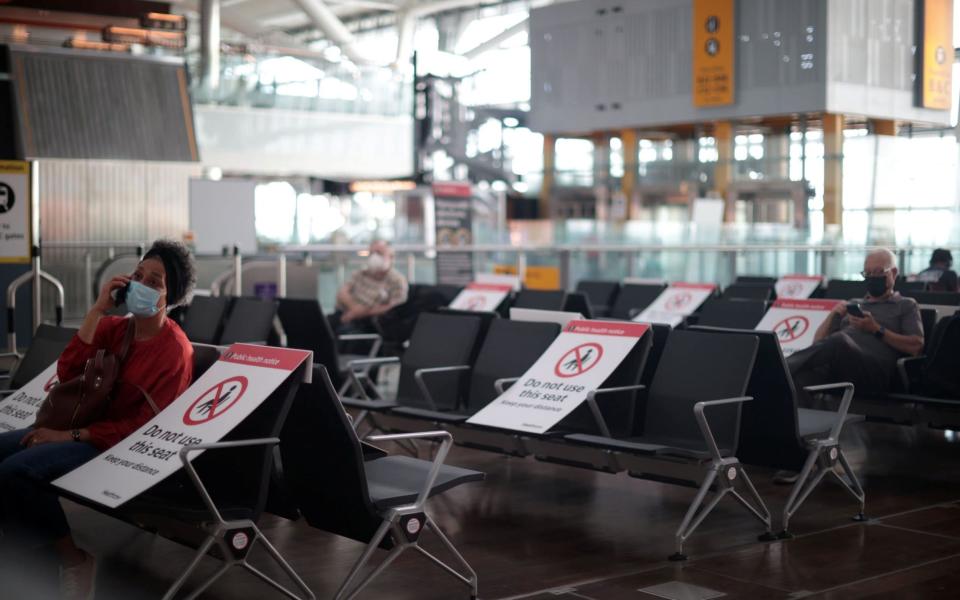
left=788, top=248, right=924, bottom=398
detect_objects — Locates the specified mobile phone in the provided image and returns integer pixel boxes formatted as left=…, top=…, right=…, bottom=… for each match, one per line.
left=114, top=282, right=130, bottom=306
left=846, top=303, right=865, bottom=318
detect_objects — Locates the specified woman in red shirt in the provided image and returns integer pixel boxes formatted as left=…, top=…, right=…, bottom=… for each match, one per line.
left=0, top=240, right=196, bottom=600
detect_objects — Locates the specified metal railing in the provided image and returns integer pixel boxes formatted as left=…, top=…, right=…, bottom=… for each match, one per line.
left=37, top=240, right=957, bottom=323
left=5, top=245, right=66, bottom=353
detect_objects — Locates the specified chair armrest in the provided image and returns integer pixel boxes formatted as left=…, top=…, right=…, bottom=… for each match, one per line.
left=339, top=333, right=383, bottom=359
left=494, top=377, right=521, bottom=394
left=339, top=333, right=381, bottom=342
left=802, top=382, right=855, bottom=440
left=345, top=356, right=400, bottom=401
left=414, top=365, right=471, bottom=411
left=693, top=396, right=753, bottom=462
left=897, top=356, right=925, bottom=392
left=586, top=384, right=647, bottom=438
left=367, top=430, right=454, bottom=508
left=346, top=356, right=400, bottom=370
left=178, top=437, right=280, bottom=524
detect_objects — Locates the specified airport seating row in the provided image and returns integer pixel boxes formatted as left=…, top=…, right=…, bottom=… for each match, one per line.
left=3, top=331, right=482, bottom=600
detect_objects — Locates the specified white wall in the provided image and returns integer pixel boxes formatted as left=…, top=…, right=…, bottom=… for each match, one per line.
left=194, top=105, right=414, bottom=179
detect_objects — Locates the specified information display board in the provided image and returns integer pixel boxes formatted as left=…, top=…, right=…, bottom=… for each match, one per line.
left=0, top=161, right=31, bottom=263
left=467, top=320, right=648, bottom=434
left=434, top=182, right=474, bottom=286
left=634, top=283, right=716, bottom=327
left=54, top=344, right=312, bottom=508
left=755, top=298, right=841, bottom=356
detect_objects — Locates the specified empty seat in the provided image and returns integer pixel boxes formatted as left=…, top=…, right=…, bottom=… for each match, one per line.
left=609, top=283, right=667, bottom=320
left=388, top=319, right=561, bottom=427
left=219, top=297, right=278, bottom=345
left=562, top=291, right=594, bottom=318
left=901, top=290, right=960, bottom=306
left=824, top=279, right=867, bottom=300
left=0, top=324, right=77, bottom=392
left=512, top=289, right=566, bottom=311
left=181, top=295, right=231, bottom=345
left=278, top=365, right=484, bottom=599
left=695, top=298, right=768, bottom=329
left=722, top=283, right=774, bottom=301
left=343, top=312, right=482, bottom=430
left=693, top=325, right=866, bottom=537
left=561, top=329, right=770, bottom=558
left=575, top=280, right=621, bottom=317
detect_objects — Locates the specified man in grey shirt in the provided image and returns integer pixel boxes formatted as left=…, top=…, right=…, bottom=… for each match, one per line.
left=788, top=249, right=924, bottom=396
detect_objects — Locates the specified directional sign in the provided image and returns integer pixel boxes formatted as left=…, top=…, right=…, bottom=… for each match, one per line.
left=449, top=282, right=512, bottom=312
left=467, top=320, right=648, bottom=434
left=755, top=299, right=841, bottom=356
left=634, top=283, right=716, bottom=327
left=0, top=362, right=59, bottom=432
left=54, top=344, right=312, bottom=508
left=775, top=275, right=822, bottom=300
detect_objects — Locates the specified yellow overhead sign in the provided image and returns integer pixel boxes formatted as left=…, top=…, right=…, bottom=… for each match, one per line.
left=920, top=0, right=953, bottom=110
left=692, top=0, right=735, bottom=107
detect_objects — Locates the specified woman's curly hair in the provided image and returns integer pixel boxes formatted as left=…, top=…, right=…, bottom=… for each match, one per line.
left=143, top=239, right=197, bottom=307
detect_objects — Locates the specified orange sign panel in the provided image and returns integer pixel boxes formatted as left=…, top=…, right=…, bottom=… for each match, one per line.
left=692, top=0, right=735, bottom=107
left=920, top=0, right=953, bottom=110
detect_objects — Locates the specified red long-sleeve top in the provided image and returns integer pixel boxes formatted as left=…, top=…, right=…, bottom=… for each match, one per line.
left=57, top=316, right=193, bottom=451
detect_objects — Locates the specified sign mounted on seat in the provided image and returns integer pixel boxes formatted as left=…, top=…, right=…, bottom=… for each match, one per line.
left=755, top=299, right=841, bottom=356
left=467, top=320, right=648, bottom=434
left=54, top=344, right=312, bottom=509
left=775, top=275, right=823, bottom=300
left=449, top=283, right=512, bottom=312
left=0, top=361, right=59, bottom=432
left=634, top=283, right=716, bottom=327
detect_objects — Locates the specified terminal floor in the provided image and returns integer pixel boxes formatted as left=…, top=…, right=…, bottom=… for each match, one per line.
left=6, top=422, right=960, bottom=599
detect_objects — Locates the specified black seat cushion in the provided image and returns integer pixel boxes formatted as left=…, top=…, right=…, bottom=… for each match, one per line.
left=364, top=455, right=484, bottom=510
left=390, top=406, right=470, bottom=423
left=796, top=408, right=865, bottom=438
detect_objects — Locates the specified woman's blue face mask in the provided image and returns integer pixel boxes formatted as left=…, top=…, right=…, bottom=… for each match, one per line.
left=126, top=280, right=162, bottom=317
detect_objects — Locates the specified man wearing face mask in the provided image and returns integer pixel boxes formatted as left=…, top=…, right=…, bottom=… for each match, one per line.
left=333, top=240, right=409, bottom=331
left=0, top=239, right=196, bottom=600
left=788, top=248, right=924, bottom=398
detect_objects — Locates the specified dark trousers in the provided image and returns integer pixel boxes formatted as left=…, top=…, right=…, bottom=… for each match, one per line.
left=788, top=332, right=893, bottom=400
left=0, top=428, right=98, bottom=545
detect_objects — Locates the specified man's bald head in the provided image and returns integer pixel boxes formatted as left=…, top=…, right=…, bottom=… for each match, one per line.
left=864, top=248, right=897, bottom=273
left=863, top=248, right=897, bottom=298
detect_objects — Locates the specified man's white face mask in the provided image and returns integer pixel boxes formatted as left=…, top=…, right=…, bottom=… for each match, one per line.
left=368, top=252, right=388, bottom=272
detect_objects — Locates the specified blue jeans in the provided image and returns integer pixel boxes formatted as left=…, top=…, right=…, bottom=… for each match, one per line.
left=0, top=428, right=99, bottom=544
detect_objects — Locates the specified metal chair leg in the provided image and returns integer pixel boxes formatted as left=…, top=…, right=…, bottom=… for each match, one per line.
left=670, top=467, right=719, bottom=561
left=424, top=515, right=479, bottom=599
left=248, top=526, right=318, bottom=600
left=161, top=536, right=217, bottom=600
left=335, top=519, right=393, bottom=600
left=836, top=449, right=867, bottom=520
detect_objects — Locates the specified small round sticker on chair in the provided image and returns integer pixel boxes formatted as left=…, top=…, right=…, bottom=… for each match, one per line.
left=406, top=517, right=421, bottom=535
left=231, top=532, right=249, bottom=551
left=829, top=448, right=838, bottom=461
left=726, top=467, right=737, bottom=481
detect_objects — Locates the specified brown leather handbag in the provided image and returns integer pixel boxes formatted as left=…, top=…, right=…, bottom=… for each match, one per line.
left=34, top=320, right=141, bottom=430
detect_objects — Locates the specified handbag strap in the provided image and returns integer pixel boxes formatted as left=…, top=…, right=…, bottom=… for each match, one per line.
left=118, top=318, right=137, bottom=363
left=121, top=380, right=160, bottom=415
